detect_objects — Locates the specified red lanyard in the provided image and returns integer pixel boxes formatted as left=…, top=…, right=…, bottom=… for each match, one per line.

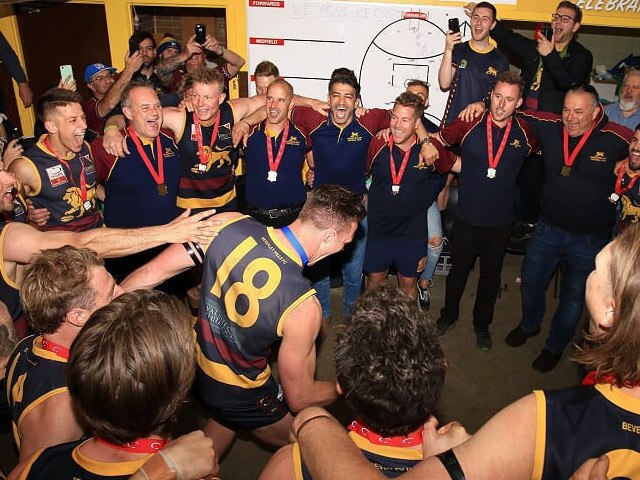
left=266, top=120, right=290, bottom=174
left=43, top=136, right=87, bottom=203
left=388, top=136, right=415, bottom=193
left=41, top=337, right=69, bottom=360
left=614, top=163, right=640, bottom=196
left=562, top=123, right=595, bottom=172
left=349, top=420, right=423, bottom=447
left=96, top=437, right=168, bottom=453
left=581, top=371, right=640, bottom=388
left=128, top=127, right=166, bottom=193
left=486, top=113, right=512, bottom=172
left=194, top=111, right=220, bottom=168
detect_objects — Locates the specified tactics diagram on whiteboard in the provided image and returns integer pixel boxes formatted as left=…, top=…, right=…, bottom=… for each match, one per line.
left=247, top=0, right=473, bottom=125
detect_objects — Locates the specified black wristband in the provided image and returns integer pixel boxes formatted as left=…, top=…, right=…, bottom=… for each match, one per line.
left=436, top=448, right=466, bottom=480
left=182, top=242, right=203, bottom=266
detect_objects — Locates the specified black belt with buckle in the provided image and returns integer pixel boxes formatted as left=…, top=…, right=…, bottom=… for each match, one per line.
left=247, top=203, right=304, bottom=219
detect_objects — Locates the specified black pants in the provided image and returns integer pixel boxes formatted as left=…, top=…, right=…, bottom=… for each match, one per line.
left=517, top=153, right=545, bottom=224
left=440, top=218, right=511, bottom=331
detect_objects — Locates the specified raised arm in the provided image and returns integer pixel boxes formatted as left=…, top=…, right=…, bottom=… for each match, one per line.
left=96, top=51, right=143, bottom=118
left=438, top=32, right=461, bottom=90
left=278, top=297, right=338, bottom=412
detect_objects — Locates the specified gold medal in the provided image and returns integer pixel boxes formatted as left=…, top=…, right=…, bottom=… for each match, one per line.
left=157, top=184, right=168, bottom=195
left=561, top=165, right=571, bottom=176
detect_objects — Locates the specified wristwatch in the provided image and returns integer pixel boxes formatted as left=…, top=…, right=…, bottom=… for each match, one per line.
left=420, top=136, right=432, bottom=146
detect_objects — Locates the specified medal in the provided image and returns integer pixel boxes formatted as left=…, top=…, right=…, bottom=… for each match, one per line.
left=388, top=135, right=415, bottom=197
left=83, top=200, right=92, bottom=211
left=609, top=193, right=619, bottom=203
left=128, top=127, right=167, bottom=197
left=266, top=121, right=290, bottom=183
left=486, top=112, right=511, bottom=181
left=562, top=121, right=596, bottom=178
left=392, top=185, right=400, bottom=194
left=194, top=111, right=220, bottom=173
left=612, top=161, right=640, bottom=205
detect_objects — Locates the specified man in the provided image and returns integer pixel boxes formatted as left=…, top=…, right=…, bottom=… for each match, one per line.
left=260, top=283, right=448, bottom=479
left=429, top=71, right=536, bottom=351
left=292, top=68, right=390, bottom=321
left=0, top=31, right=33, bottom=109
left=438, top=2, right=509, bottom=127
left=488, top=1, right=593, bottom=241
left=614, top=123, right=640, bottom=233
left=156, top=32, right=245, bottom=94
left=9, top=290, right=219, bottom=479
left=0, top=166, right=216, bottom=342
left=365, top=92, right=445, bottom=298
left=505, top=84, right=630, bottom=371
left=129, top=31, right=166, bottom=96
left=244, top=79, right=308, bottom=227
left=5, top=247, right=124, bottom=460
left=406, top=79, right=446, bottom=311
left=120, top=185, right=365, bottom=457
left=9, top=89, right=103, bottom=232
left=82, top=54, right=142, bottom=140
left=604, top=68, right=640, bottom=131
left=276, top=225, right=640, bottom=480
left=254, top=61, right=280, bottom=95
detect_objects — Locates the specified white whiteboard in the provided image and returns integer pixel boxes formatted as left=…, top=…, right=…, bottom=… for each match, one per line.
left=247, top=0, right=476, bottom=125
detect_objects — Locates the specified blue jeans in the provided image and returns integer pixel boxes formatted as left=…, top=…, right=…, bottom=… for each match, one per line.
left=420, top=200, right=443, bottom=283
left=308, top=216, right=368, bottom=318
left=519, top=219, right=609, bottom=354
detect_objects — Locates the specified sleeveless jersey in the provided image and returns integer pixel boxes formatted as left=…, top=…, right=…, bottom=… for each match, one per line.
left=23, top=136, right=102, bottom=231
left=5, top=335, right=68, bottom=448
left=293, top=432, right=422, bottom=479
left=17, top=439, right=150, bottom=479
left=533, top=384, right=640, bottom=479
left=174, top=105, right=238, bottom=211
left=618, top=170, right=640, bottom=232
left=196, top=216, right=315, bottom=390
left=0, top=222, right=22, bottom=323
left=244, top=121, right=308, bottom=209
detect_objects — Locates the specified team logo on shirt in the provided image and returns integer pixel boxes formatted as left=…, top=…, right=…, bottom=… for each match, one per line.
left=164, top=148, right=176, bottom=158
left=347, top=132, right=362, bottom=142
left=62, top=187, right=93, bottom=222
left=80, top=154, right=96, bottom=175
left=510, top=139, right=521, bottom=148
left=190, top=148, right=232, bottom=174
left=286, top=136, right=300, bottom=146
left=621, top=196, right=640, bottom=225
left=590, top=151, right=607, bottom=162
left=45, top=165, right=69, bottom=187
left=486, top=66, right=498, bottom=77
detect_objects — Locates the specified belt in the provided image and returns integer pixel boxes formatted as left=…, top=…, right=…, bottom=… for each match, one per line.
left=247, top=204, right=303, bottom=219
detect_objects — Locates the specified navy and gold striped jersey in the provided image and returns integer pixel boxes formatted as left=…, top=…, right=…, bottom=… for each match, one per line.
left=533, top=384, right=640, bottom=479
left=5, top=335, right=67, bottom=448
left=174, top=106, right=238, bottom=212
left=196, top=216, right=315, bottom=390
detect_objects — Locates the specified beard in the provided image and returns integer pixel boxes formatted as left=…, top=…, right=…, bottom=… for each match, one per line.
left=619, top=98, right=639, bottom=112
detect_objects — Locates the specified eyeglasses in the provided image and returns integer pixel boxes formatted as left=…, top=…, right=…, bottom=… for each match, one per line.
left=551, top=13, right=576, bottom=23
left=91, top=73, right=114, bottom=82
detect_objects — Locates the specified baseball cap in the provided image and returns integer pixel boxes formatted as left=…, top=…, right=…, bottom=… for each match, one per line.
left=84, top=63, right=117, bottom=83
left=157, top=36, right=182, bottom=56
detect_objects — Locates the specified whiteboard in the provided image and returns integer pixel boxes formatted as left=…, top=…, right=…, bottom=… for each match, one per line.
left=247, top=0, right=476, bottom=125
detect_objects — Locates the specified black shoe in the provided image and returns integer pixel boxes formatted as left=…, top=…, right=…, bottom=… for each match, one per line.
left=417, top=283, right=431, bottom=311
left=475, top=329, right=492, bottom=351
left=505, top=326, right=541, bottom=347
left=532, top=348, right=562, bottom=372
left=511, top=223, right=535, bottom=243
left=436, top=317, right=455, bottom=336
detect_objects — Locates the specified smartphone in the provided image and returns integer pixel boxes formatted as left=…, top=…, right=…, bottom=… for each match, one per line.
left=541, top=26, right=553, bottom=41
left=59, top=64, right=74, bottom=82
left=195, top=24, right=206, bottom=44
left=129, top=38, right=139, bottom=56
left=448, top=18, right=460, bottom=34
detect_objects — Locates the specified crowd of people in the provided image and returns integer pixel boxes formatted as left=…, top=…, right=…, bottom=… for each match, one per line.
left=0, top=0, right=639, bottom=478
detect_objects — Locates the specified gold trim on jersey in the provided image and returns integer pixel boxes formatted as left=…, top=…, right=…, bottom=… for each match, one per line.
left=267, top=226, right=303, bottom=268
left=176, top=188, right=236, bottom=209
left=595, top=383, right=640, bottom=414
left=293, top=442, right=305, bottom=480
left=16, top=387, right=68, bottom=446
left=17, top=446, right=46, bottom=480
left=195, top=341, right=271, bottom=388
left=72, top=439, right=151, bottom=475
left=532, top=390, right=547, bottom=480
left=348, top=431, right=424, bottom=460
left=276, top=291, right=317, bottom=337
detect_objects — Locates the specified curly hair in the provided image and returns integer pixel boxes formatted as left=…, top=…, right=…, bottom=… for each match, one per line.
left=67, top=290, right=196, bottom=444
left=335, top=284, right=446, bottom=436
